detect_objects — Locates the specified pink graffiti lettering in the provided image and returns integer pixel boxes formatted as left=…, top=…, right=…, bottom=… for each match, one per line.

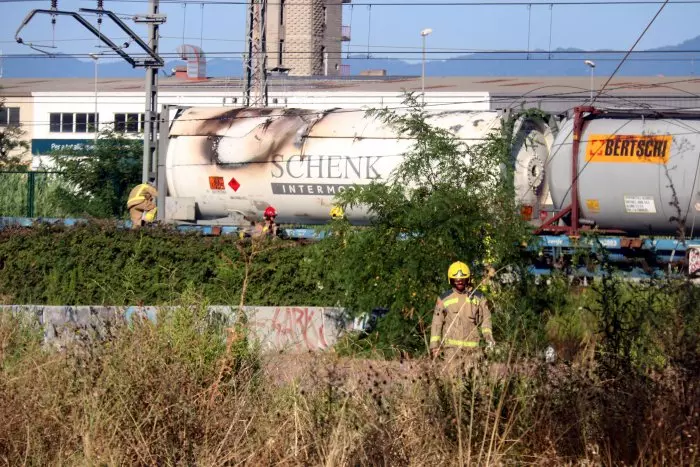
left=689, top=247, right=700, bottom=277
left=269, top=307, right=329, bottom=351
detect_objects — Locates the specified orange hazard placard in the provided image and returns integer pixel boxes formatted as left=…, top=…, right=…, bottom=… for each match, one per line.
left=585, top=199, right=600, bottom=213
left=585, top=134, right=672, bottom=164
left=209, top=176, right=225, bottom=190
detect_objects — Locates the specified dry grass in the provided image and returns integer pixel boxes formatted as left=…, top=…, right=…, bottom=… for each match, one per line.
left=0, top=308, right=697, bottom=466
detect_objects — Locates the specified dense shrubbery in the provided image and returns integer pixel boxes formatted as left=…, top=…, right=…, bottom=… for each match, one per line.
left=0, top=172, right=68, bottom=217
left=0, top=223, right=342, bottom=307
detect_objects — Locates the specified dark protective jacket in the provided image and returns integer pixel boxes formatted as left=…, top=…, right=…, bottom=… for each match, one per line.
left=430, top=287, right=494, bottom=350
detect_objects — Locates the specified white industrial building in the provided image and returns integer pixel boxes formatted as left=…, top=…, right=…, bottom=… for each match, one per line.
left=2, top=75, right=700, bottom=163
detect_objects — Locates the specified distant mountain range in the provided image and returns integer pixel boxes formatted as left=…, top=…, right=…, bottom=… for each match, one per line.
left=3, top=35, right=700, bottom=78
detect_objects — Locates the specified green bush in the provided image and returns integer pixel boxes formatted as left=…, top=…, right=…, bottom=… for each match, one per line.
left=47, top=131, right=143, bottom=219
left=0, top=172, right=68, bottom=217
left=0, top=223, right=344, bottom=307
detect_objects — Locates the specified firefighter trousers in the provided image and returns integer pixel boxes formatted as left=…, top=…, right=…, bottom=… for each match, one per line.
left=129, top=200, right=156, bottom=229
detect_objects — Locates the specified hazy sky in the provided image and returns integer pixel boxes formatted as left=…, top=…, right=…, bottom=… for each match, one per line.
left=1, top=0, right=698, bottom=65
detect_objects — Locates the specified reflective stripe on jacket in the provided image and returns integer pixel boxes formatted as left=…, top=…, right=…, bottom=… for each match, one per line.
left=127, top=184, right=158, bottom=209
left=429, top=288, right=493, bottom=350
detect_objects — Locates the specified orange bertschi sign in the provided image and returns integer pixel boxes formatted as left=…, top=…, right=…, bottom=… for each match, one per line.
left=585, top=134, right=672, bottom=164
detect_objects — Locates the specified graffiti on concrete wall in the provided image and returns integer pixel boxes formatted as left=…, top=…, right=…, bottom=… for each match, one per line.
left=0, top=305, right=352, bottom=353
left=689, top=246, right=700, bottom=277
left=249, top=306, right=333, bottom=351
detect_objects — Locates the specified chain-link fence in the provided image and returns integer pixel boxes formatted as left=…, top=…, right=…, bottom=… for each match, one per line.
left=0, top=171, right=68, bottom=218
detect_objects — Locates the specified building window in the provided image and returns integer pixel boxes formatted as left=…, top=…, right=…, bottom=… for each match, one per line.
left=115, top=113, right=144, bottom=133
left=50, top=113, right=60, bottom=132
left=49, top=112, right=99, bottom=133
left=0, top=107, right=20, bottom=126
left=323, top=6, right=327, bottom=25
left=114, top=113, right=160, bottom=134
left=280, top=0, right=285, bottom=25
left=75, top=113, right=99, bottom=133
left=278, top=39, right=284, bottom=65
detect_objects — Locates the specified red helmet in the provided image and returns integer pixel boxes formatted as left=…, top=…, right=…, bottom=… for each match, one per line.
left=264, top=206, right=277, bottom=218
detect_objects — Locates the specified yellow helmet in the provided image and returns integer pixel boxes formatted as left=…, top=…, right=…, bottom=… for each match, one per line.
left=447, top=261, right=470, bottom=281
left=330, top=205, right=345, bottom=219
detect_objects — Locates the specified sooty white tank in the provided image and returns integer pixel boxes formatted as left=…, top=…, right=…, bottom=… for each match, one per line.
left=165, top=106, right=554, bottom=224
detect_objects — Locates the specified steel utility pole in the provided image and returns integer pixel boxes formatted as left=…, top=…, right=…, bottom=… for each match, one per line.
left=141, top=0, right=161, bottom=183
left=244, top=0, right=268, bottom=107
left=16, top=1, right=165, bottom=201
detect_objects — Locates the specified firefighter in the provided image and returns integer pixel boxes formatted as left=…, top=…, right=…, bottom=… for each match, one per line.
left=430, top=261, right=496, bottom=369
left=252, top=206, right=278, bottom=238
left=330, top=205, right=345, bottom=220
left=126, top=179, right=158, bottom=229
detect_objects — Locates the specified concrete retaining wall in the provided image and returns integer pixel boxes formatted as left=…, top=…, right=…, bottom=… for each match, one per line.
left=1, top=305, right=355, bottom=353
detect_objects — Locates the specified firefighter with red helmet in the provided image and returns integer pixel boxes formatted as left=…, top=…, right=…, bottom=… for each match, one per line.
left=430, top=261, right=495, bottom=368
left=252, top=205, right=278, bottom=238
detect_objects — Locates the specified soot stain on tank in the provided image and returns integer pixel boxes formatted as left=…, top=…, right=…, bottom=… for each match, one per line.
left=252, top=200, right=270, bottom=210
left=195, top=108, right=247, bottom=133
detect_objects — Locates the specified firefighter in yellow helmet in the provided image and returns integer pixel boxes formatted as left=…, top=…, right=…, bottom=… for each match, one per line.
left=330, top=205, right=345, bottom=220
left=126, top=179, right=158, bottom=229
left=430, top=261, right=496, bottom=367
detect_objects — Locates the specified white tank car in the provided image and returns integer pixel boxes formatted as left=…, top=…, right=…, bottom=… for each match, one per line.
left=165, top=106, right=554, bottom=224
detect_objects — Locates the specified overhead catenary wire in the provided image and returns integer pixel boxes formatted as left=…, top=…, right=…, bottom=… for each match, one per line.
left=8, top=89, right=700, bottom=126
left=592, top=0, right=671, bottom=104
left=531, top=0, right=677, bottom=215
left=6, top=77, right=700, bottom=107
left=4, top=48, right=700, bottom=56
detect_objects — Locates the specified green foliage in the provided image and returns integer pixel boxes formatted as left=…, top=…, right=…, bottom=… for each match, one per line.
left=0, top=172, right=69, bottom=217
left=325, top=93, right=536, bottom=354
left=48, top=131, right=142, bottom=218
left=0, top=223, right=342, bottom=307
left=586, top=266, right=689, bottom=374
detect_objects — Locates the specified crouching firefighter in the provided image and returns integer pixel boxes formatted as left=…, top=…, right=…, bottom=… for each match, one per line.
left=252, top=206, right=278, bottom=238
left=430, top=261, right=496, bottom=370
left=127, top=179, right=158, bottom=229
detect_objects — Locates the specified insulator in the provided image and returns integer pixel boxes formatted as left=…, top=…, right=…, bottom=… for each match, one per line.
left=97, top=0, right=103, bottom=8
left=51, top=0, right=57, bottom=9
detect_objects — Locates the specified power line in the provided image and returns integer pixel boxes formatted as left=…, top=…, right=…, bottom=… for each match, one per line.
left=8, top=91, right=700, bottom=127
left=593, top=0, right=671, bottom=103
left=4, top=76, right=700, bottom=98
left=4, top=48, right=700, bottom=56
left=519, top=0, right=677, bottom=217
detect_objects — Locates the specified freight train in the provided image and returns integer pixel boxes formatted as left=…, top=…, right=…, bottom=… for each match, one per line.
left=160, top=104, right=700, bottom=278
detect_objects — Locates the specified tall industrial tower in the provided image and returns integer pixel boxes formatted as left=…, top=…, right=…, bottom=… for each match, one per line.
left=268, top=0, right=350, bottom=76
left=244, top=0, right=351, bottom=105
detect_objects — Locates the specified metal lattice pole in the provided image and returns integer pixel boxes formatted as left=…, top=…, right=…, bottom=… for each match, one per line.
left=143, top=0, right=160, bottom=183
left=244, top=0, right=268, bottom=107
